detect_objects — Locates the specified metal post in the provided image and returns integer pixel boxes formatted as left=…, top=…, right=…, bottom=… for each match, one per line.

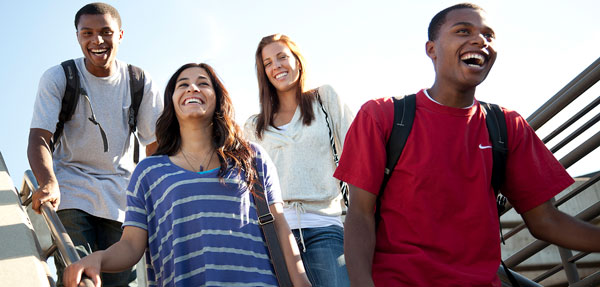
left=557, top=247, right=579, bottom=284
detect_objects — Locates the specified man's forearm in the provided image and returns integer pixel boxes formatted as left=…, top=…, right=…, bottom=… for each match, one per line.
left=28, top=128, right=61, bottom=212
left=523, top=201, right=600, bottom=252
left=27, top=128, right=57, bottom=186
left=344, top=210, right=376, bottom=286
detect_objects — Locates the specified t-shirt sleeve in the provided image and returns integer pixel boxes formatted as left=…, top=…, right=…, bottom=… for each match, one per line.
left=501, top=109, right=574, bottom=214
left=135, top=72, right=164, bottom=146
left=30, top=65, right=66, bottom=133
left=123, top=161, right=150, bottom=230
left=253, top=143, right=283, bottom=205
left=333, top=98, right=394, bottom=195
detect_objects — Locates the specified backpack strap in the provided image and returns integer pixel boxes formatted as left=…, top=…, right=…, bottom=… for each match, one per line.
left=53, top=59, right=81, bottom=151
left=127, top=64, right=145, bottom=163
left=481, top=101, right=520, bottom=287
left=375, top=94, right=416, bottom=227
left=480, top=101, right=509, bottom=214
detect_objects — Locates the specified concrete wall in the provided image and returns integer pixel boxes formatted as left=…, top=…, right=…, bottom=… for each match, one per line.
left=0, top=152, right=50, bottom=286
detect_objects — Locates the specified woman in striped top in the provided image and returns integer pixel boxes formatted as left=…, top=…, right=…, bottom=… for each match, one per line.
left=63, top=63, right=311, bottom=287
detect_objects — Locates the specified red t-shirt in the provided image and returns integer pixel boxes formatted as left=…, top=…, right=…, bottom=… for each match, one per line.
left=334, top=90, right=574, bottom=286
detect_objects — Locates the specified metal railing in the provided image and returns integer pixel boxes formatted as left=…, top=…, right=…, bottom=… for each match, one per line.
left=500, top=56, right=600, bottom=286
left=20, top=170, right=95, bottom=287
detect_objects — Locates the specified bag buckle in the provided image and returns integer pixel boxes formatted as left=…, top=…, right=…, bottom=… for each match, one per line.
left=258, top=213, right=275, bottom=225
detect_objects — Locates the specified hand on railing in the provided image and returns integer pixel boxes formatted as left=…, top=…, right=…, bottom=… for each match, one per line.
left=21, top=170, right=95, bottom=287
left=32, top=181, right=60, bottom=214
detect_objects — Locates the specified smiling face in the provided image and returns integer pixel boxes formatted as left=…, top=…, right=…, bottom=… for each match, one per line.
left=76, top=13, right=122, bottom=77
left=172, top=67, right=216, bottom=123
left=261, top=41, right=301, bottom=94
left=426, top=8, right=496, bottom=89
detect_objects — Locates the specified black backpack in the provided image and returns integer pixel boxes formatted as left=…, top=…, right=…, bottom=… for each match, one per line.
left=52, top=59, right=145, bottom=163
left=375, top=94, right=520, bottom=286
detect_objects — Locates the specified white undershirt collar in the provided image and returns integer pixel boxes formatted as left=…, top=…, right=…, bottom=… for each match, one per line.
left=423, top=89, right=474, bottom=109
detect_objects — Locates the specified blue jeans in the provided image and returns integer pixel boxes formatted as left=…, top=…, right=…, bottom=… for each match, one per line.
left=292, top=225, right=350, bottom=287
left=55, top=209, right=136, bottom=287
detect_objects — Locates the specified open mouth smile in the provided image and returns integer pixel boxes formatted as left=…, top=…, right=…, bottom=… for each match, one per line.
left=90, top=48, right=109, bottom=56
left=460, top=52, right=487, bottom=68
left=274, top=71, right=288, bottom=80
left=184, top=97, right=205, bottom=105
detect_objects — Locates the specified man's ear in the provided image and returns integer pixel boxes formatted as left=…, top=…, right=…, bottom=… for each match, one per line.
left=118, top=29, right=124, bottom=42
left=425, top=40, right=436, bottom=61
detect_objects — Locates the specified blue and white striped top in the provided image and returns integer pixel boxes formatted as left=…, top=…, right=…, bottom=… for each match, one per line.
left=124, top=144, right=282, bottom=287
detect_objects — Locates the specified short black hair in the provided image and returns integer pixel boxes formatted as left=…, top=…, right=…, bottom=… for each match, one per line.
left=74, top=2, right=122, bottom=30
left=428, top=3, right=484, bottom=41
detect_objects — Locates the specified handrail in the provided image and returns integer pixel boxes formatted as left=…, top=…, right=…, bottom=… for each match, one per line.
left=527, top=56, right=600, bottom=130
left=503, top=173, right=600, bottom=241
left=542, top=95, right=600, bottom=144
left=558, top=130, right=600, bottom=169
left=504, top=200, right=600, bottom=267
left=500, top=56, right=600, bottom=286
left=533, top=251, right=590, bottom=282
left=570, top=271, right=600, bottom=287
left=21, top=170, right=95, bottom=287
left=550, top=112, right=600, bottom=153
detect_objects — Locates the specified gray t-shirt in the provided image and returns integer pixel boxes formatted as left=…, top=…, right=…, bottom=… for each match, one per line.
left=30, top=57, right=163, bottom=222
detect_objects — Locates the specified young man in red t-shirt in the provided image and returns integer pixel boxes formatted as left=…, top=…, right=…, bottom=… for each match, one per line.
left=334, top=3, right=600, bottom=286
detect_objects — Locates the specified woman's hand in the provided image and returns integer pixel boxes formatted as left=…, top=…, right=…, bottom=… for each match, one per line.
left=63, top=251, right=104, bottom=287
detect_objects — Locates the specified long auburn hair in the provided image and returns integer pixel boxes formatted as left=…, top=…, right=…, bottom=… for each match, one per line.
left=155, top=63, right=257, bottom=185
left=254, top=34, right=315, bottom=139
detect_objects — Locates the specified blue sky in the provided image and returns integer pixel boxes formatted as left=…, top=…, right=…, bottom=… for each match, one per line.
left=1, top=0, right=599, bottom=187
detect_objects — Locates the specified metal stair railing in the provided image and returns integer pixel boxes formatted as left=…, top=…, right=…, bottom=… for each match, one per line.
left=499, top=56, right=600, bottom=286
left=20, top=170, right=95, bottom=287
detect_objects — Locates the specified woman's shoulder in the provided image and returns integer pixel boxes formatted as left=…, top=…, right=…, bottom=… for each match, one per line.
left=133, top=155, right=170, bottom=174
left=315, top=84, right=344, bottom=112
left=317, top=84, right=338, bottom=99
left=249, top=142, right=274, bottom=166
left=249, top=142, right=267, bottom=157
left=243, top=115, right=260, bottom=141
left=244, top=114, right=259, bottom=128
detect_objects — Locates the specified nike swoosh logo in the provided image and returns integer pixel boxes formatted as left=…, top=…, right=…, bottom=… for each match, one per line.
left=479, top=144, right=492, bottom=149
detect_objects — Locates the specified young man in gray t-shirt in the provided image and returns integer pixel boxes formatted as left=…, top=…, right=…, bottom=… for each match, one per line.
left=27, top=3, right=163, bottom=286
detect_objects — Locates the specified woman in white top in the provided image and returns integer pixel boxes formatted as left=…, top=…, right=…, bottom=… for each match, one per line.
left=244, top=34, right=353, bottom=287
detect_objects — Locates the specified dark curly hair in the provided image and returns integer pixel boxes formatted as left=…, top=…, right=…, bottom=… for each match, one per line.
left=155, top=63, right=257, bottom=185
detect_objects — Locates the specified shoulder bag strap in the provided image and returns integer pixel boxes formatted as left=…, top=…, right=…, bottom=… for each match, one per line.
left=316, top=90, right=349, bottom=207
left=251, top=161, right=293, bottom=287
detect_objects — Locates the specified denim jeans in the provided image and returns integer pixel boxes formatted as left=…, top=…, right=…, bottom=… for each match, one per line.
left=55, top=209, right=136, bottom=287
left=292, top=225, right=350, bottom=287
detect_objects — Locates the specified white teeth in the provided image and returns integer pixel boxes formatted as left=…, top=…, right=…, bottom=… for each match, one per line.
left=461, top=53, right=485, bottom=66
left=184, top=98, right=201, bottom=105
left=91, top=49, right=107, bottom=54
left=275, top=72, right=288, bottom=79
